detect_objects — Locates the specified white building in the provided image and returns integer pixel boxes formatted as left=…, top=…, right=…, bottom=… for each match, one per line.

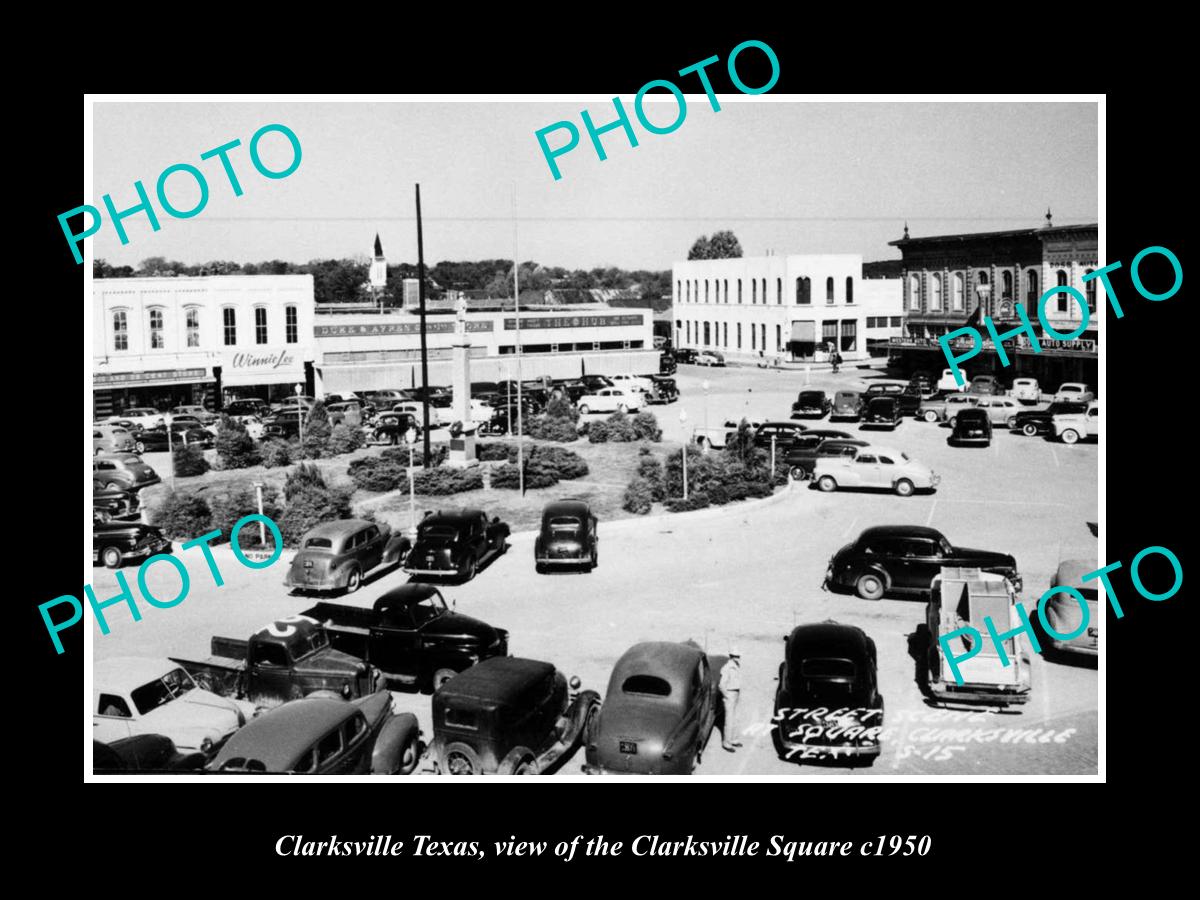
left=671, top=254, right=902, bottom=363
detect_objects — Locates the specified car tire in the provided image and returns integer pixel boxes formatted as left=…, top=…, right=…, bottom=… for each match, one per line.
left=465, top=557, right=477, bottom=581
left=790, top=466, right=806, bottom=481
left=1061, top=429, right=1080, bottom=445
left=1022, top=423, right=1038, bottom=437
left=431, top=668, right=458, bottom=691
left=135, top=440, right=146, bottom=453
left=345, top=567, right=362, bottom=593
left=535, top=562, right=546, bottom=575
left=513, top=755, right=539, bottom=776
left=894, top=478, right=915, bottom=497
left=101, top=546, right=123, bottom=569
left=817, top=475, right=838, bottom=492
left=578, top=405, right=590, bottom=415
left=856, top=573, right=885, bottom=601
left=442, top=741, right=482, bottom=776
left=105, top=482, right=122, bottom=491
left=923, top=410, right=938, bottom=423
left=617, top=404, right=628, bottom=413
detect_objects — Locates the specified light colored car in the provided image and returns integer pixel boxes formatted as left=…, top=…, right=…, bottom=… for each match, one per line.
left=93, top=454, right=161, bottom=490
left=1053, top=382, right=1095, bottom=403
left=937, top=367, right=968, bottom=392
left=695, top=351, right=725, bottom=367
left=974, top=396, right=1022, bottom=427
left=917, top=393, right=979, bottom=423
left=577, top=388, right=643, bottom=415
left=169, top=404, right=217, bottom=425
left=93, top=423, right=136, bottom=455
left=94, top=658, right=255, bottom=754
left=812, top=444, right=938, bottom=496
left=608, top=374, right=654, bottom=394
left=1052, top=401, right=1099, bottom=444
left=1010, top=378, right=1041, bottom=402
left=393, top=400, right=450, bottom=426
left=110, top=408, right=164, bottom=430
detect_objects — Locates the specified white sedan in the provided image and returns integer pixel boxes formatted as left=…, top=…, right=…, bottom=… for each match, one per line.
left=608, top=374, right=654, bottom=394
left=812, top=445, right=938, bottom=496
left=109, top=408, right=164, bottom=431
left=577, top=388, right=643, bottom=415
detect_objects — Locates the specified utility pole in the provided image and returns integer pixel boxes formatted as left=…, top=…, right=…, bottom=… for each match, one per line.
left=512, top=187, right=524, bottom=495
left=415, top=184, right=432, bottom=468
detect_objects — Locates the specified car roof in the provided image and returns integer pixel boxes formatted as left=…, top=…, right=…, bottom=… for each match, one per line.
left=858, top=445, right=905, bottom=457
left=421, top=509, right=484, bottom=527
left=303, top=519, right=373, bottom=539
left=95, top=657, right=182, bottom=693
left=759, top=420, right=804, bottom=428
left=438, top=657, right=556, bottom=703
left=542, top=500, right=591, bottom=520
left=373, top=583, right=442, bottom=611
left=859, top=524, right=943, bottom=540
left=212, top=698, right=357, bottom=770
left=787, top=622, right=871, bottom=660
left=957, top=407, right=989, bottom=418
left=611, top=641, right=704, bottom=686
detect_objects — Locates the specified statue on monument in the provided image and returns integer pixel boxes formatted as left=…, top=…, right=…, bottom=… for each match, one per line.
left=455, top=294, right=468, bottom=340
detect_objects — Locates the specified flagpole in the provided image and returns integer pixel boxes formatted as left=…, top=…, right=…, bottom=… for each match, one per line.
left=415, top=184, right=431, bottom=468
left=513, top=187, right=524, bottom=495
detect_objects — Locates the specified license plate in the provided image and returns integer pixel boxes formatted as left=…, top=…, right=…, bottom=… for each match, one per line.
left=619, top=740, right=637, bottom=755
left=1087, top=627, right=1098, bottom=637
left=304, top=560, right=313, bottom=568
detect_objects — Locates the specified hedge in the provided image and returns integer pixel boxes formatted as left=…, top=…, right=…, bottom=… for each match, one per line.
left=172, top=443, right=210, bottom=477
left=413, top=466, right=484, bottom=495
left=151, top=491, right=213, bottom=540
left=210, top=483, right=284, bottom=547
left=215, top=416, right=261, bottom=469
left=348, top=457, right=407, bottom=492
left=523, top=445, right=588, bottom=479
left=622, top=476, right=655, bottom=514
left=491, top=461, right=558, bottom=490
left=328, top=423, right=365, bottom=455
left=260, top=439, right=292, bottom=468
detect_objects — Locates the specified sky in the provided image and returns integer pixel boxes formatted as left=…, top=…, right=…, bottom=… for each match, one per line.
left=91, top=100, right=1098, bottom=271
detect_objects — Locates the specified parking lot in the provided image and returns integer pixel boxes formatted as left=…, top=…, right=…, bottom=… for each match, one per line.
left=92, top=362, right=1098, bottom=776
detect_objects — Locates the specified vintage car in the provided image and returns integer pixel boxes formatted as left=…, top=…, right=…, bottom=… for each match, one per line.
left=304, top=584, right=509, bottom=692
left=93, top=518, right=171, bottom=569
left=580, top=374, right=614, bottom=392
left=431, top=657, right=600, bottom=775
left=1052, top=401, right=1099, bottom=444
left=404, top=509, right=510, bottom=581
left=751, top=420, right=808, bottom=450
left=658, top=353, right=677, bottom=375
left=862, top=396, right=902, bottom=429
left=1053, top=382, right=1095, bottom=403
left=263, top=409, right=304, bottom=440
left=576, top=387, right=642, bottom=415
left=1010, top=377, right=1041, bottom=402
left=830, top=390, right=864, bottom=421
left=825, top=525, right=1021, bottom=600
left=1011, top=401, right=1087, bottom=437
left=672, top=348, right=698, bottom=364
left=362, top=389, right=409, bottom=408
left=223, top=398, right=272, bottom=420
left=608, top=373, right=654, bottom=394
left=783, top=433, right=861, bottom=480
left=645, top=376, right=679, bottom=404
left=949, top=408, right=993, bottom=446
left=863, top=382, right=907, bottom=399
left=207, top=691, right=422, bottom=775
left=169, top=404, right=217, bottom=425
left=172, top=615, right=386, bottom=710
left=94, top=658, right=255, bottom=756
left=773, top=622, right=884, bottom=765
left=326, top=400, right=364, bottom=427
left=968, top=375, right=1002, bottom=395
left=974, top=396, right=1022, bottom=427
left=93, top=480, right=141, bottom=522
left=906, top=371, right=939, bottom=399
left=93, top=423, right=136, bottom=455
left=695, top=350, right=725, bottom=367
left=93, top=735, right=207, bottom=773
left=132, top=421, right=214, bottom=452
left=108, top=407, right=166, bottom=430
left=535, top=500, right=598, bottom=573
left=285, top=519, right=411, bottom=594
left=917, top=392, right=979, bottom=423
left=926, top=567, right=1032, bottom=707
left=371, top=411, right=422, bottom=444
left=791, top=390, right=832, bottom=418
left=1042, top=559, right=1099, bottom=659
left=812, top=445, right=938, bottom=497
left=392, top=399, right=452, bottom=427
left=583, top=641, right=722, bottom=776
left=937, top=367, right=968, bottom=392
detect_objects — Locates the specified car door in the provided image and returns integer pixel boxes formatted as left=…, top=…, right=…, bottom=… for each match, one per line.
left=696, top=656, right=716, bottom=748
left=359, top=525, right=384, bottom=572
left=851, top=452, right=880, bottom=487
left=380, top=603, right=423, bottom=680
left=247, top=641, right=295, bottom=704
left=904, top=537, right=944, bottom=590
left=94, top=693, right=135, bottom=743
left=1088, top=405, right=1100, bottom=437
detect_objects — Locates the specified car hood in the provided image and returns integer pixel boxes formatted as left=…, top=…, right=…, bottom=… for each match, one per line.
left=138, top=689, right=242, bottom=741
left=951, top=547, right=1016, bottom=568
left=294, top=648, right=370, bottom=677
left=423, top=612, right=499, bottom=643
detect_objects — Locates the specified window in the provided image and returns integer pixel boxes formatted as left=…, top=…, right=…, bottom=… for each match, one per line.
left=908, top=274, right=921, bottom=310
left=705, top=280, right=710, bottom=303
left=841, top=320, right=857, bottom=352
left=845, top=276, right=854, bottom=304
left=723, top=279, right=729, bottom=304
left=622, top=675, right=672, bottom=697
left=676, top=280, right=681, bottom=302
left=856, top=454, right=877, bottom=465
left=285, top=305, right=298, bottom=343
left=952, top=273, right=965, bottom=311
left=1084, top=270, right=1096, bottom=310
left=250, top=642, right=289, bottom=668
left=185, top=308, right=200, bottom=347
left=255, top=307, right=268, bottom=344
left=826, top=277, right=835, bottom=303
left=930, top=273, right=943, bottom=311
left=223, top=307, right=236, bottom=345
left=777, top=277, right=782, bottom=304
left=796, top=276, right=811, bottom=304
left=751, top=280, right=756, bottom=304
left=722, top=323, right=728, bottom=347
left=822, top=320, right=838, bottom=345
left=112, top=310, right=128, bottom=351
left=1056, top=270, right=1069, bottom=312
left=686, top=321, right=691, bottom=343
left=685, top=282, right=690, bottom=303
left=762, top=279, right=767, bottom=305
left=1026, top=269, right=1040, bottom=307
left=761, top=324, right=766, bottom=350
left=98, top=694, right=131, bottom=718
left=315, top=729, right=343, bottom=766
left=776, top=324, right=782, bottom=351
left=1002, top=270, right=1013, bottom=300
left=149, top=308, right=164, bottom=349
left=703, top=322, right=711, bottom=345
left=736, top=323, right=742, bottom=348
left=751, top=325, right=756, bottom=350
left=738, top=279, right=743, bottom=304
left=890, top=316, right=902, bottom=327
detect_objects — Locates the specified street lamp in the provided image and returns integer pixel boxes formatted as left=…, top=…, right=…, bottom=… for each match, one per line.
left=252, top=481, right=265, bottom=546
left=405, top=426, right=419, bottom=540
left=678, top=409, right=689, bottom=501
left=295, top=383, right=304, bottom=447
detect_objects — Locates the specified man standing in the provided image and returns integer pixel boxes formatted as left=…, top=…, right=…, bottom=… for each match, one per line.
left=720, top=649, right=744, bottom=751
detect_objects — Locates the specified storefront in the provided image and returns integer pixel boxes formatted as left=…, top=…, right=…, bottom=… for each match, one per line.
left=92, top=367, right=216, bottom=420
left=219, top=347, right=314, bottom=404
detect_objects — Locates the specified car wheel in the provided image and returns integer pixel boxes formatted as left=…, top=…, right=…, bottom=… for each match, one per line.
left=135, top=440, right=146, bottom=453
left=589, top=548, right=598, bottom=571
left=432, top=668, right=458, bottom=691
left=789, top=466, right=805, bottom=481
left=1022, top=423, right=1038, bottom=437
left=105, top=482, right=122, bottom=491
left=578, top=405, right=590, bottom=415
left=894, top=478, right=915, bottom=497
left=345, top=567, right=362, bottom=593
left=817, top=475, right=838, bottom=492
left=395, top=731, right=420, bottom=775
left=1061, top=429, right=1080, bottom=445
left=535, top=562, right=546, bottom=575
left=102, top=546, right=123, bottom=569
left=513, top=755, right=539, bottom=776
left=923, top=410, right=938, bottom=423
left=856, top=573, right=885, bottom=601
left=1004, top=416, right=1016, bottom=429
left=443, top=742, right=481, bottom=776
left=617, top=403, right=628, bottom=413
left=465, top=557, right=477, bottom=581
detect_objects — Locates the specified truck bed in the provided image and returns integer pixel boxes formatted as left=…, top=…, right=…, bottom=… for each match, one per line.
left=302, top=602, right=375, bottom=659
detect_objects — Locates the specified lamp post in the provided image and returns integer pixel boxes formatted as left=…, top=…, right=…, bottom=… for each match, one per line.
left=678, top=409, right=689, bottom=501
left=295, top=383, right=304, bottom=447
left=405, top=426, right=418, bottom=540
left=702, top=379, right=710, bottom=448
left=252, top=481, right=265, bottom=546
left=166, top=417, right=175, bottom=491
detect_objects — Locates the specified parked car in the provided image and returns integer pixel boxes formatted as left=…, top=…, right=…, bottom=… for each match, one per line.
left=1041, top=559, right=1099, bottom=659
left=223, top=399, right=271, bottom=419
left=580, top=375, right=614, bottom=392
left=285, top=520, right=411, bottom=595
left=695, top=350, right=725, bottom=367
left=673, top=348, right=698, bottom=364
left=608, top=373, right=654, bottom=395
left=371, top=411, right=421, bottom=444
left=263, top=409, right=304, bottom=439
left=949, top=408, right=993, bottom=446
left=576, top=387, right=642, bottom=415
left=937, top=367, right=968, bottom=392
left=132, top=422, right=214, bottom=452
left=1010, top=378, right=1041, bottom=402
left=644, top=376, right=679, bottom=405
left=171, top=615, right=386, bottom=710
left=109, top=407, right=165, bottom=430
left=93, top=423, right=136, bottom=455
left=750, top=420, right=808, bottom=450
left=362, top=389, right=409, bottom=409
left=535, top=500, right=598, bottom=573
left=907, top=371, right=938, bottom=399
left=93, top=480, right=141, bottom=522
left=862, top=396, right=902, bottom=429
left=926, top=568, right=1031, bottom=707
left=918, top=392, right=979, bottom=423
left=1010, top=401, right=1087, bottom=437
left=430, top=657, right=600, bottom=775
left=304, top=585, right=509, bottom=692
left=825, top=525, right=1021, bottom=600
left=169, top=405, right=217, bottom=425
left=772, top=622, right=884, bottom=765
left=393, top=399, right=451, bottom=427
left=583, top=641, right=722, bottom=775
left=974, top=396, right=1022, bottom=427
left=783, top=433, right=860, bottom=480
left=404, top=509, right=510, bottom=581
left=93, top=518, right=172, bottom=569
left=791, top=390, right=832, bottom=419
left=549, top=379, right=589, bottom=403
left=94, top=658, right=254, bottom=756
left=830, top=390, right=864, bottom=421
left=659, top=353, right=678, bottom=375
left=93, top=734, right=207, bottom=773
left=208, top=691, right=421, bottom=775
left=968, top=375, right=1002, bottom=396
left=1053, top=382, right=1095, bottom=403
left=812, top=445, right=938, bottom=497
left=1052, top=401, right=1100, bottom=444
left=897, top=385, right=924, bottom=416
left=326, top=401, right=364, bottom=427
left=93, top=454, right=160, bottom=491
left=863, top=382, right=906, bottom=399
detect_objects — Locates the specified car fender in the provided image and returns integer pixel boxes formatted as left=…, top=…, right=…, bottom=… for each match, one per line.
left=858, top=564, right=892, bottom=591
left=383, top=535, right=411, bottom=565
left=371, top=712, right=421, bottom=775
left=497, top=745, right=539, bottom=775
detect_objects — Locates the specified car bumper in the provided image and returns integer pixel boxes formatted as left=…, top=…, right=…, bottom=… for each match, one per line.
left=125, top=540, right=172, bottom=561
left=1049, top=633, right=1098, bottom=656
left=405, top=566, right=458, bottom=576
left=776, top=737, right=882, bottom=758
left=929, top=681, right=1031, bottom=705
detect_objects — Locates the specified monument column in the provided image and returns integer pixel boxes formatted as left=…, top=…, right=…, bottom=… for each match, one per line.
left=449, top=296, right=477, bottom=464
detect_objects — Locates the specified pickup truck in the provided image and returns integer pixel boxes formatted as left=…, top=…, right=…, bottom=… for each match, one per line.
left=1052, top=401, right=1099, bottom=444
left=171, top=615, right=384, bottom=710
left=302, top=584, right=509, bottom=692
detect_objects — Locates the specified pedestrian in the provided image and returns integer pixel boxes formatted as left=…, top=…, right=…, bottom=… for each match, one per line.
left=831, top=349, right=842, bottom=374
left=720, top=648, right=744, bottom=751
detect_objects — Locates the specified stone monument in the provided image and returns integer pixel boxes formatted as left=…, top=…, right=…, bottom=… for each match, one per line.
left=448, top=296, right=477, bottom=465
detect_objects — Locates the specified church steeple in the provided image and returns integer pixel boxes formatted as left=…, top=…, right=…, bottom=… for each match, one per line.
left=369, top=233, right=387, bottom=288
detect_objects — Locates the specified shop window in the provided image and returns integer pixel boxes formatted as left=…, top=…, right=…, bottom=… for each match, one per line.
left=286, top=305, right=298, bottom=344
left=148, top=308, right=164, bottom=350
left=630, top=340, right=644, bottom=349
left=186, top=308, right=200, bottom=347
left=822, top=320, right=838, bottom=348
left=845, top=276, right=854, bottom=304
left=1084, top=270, right=1096, bottom=310
left=255, top=307, right=268, bottom=345
left=952, top=273, right=965, bottom=311
left=112, top=310, right=128, bottom=352
left=841, top=320, right=857, bottom=353
left=826, top=277, right=835, bottom=303
left=736, top=323, right=742, bottom=349
left=223, top=307, right=237, bottom=346
left=776, top=277, right=782, bottom=304
left=908, top=274, right=921, bottom=310
left=930, top=273, right=943, bottom=311
left=1056, top=270, right=1069, bottom=312
left=722, top=323, right=728, bottom=347
left=796, top=276, right=811, bottom=305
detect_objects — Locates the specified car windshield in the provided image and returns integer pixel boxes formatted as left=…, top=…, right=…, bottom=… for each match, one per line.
left=304, top=537, right=334, bottom=549
left=548, top=516, right=582, bottom=535
left=293, top=629, right=330, bottom=660
left=130, top=667, right=197, bottom=715
left=799, top=392, right=823, bottom=403
left=421, top=526, right=459, bottom=542
left=412, top=594, right=447, bottom=623
left=622, top=675, right=672, bottom=697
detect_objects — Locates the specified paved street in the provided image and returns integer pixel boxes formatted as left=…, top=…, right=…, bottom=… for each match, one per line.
left=92, top=363, right=1098, bottom=776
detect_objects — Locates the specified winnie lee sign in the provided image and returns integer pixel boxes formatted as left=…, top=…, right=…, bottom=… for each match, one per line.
left=225, top=348, right=300, bottom=373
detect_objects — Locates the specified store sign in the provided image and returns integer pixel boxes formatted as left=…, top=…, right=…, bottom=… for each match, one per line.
left=94, top=367, right=209, bottom=387
left=505, top=314, right=643, bottom=331
left=224, top=348, right=303, bottom=375
left=314, top=320, right=493, bottom=337
left=890, top=335, right=1095, bottom=356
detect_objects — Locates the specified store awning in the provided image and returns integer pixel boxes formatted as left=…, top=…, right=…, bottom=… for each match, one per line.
left=790, top=321, right=815, bottom=342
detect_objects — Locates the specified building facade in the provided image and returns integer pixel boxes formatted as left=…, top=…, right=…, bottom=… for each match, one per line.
left=671, top=254, right=902, bottom=363
left=887, top=220, right=1098, bottom=389
left=92, top=275, right=316, bottom=419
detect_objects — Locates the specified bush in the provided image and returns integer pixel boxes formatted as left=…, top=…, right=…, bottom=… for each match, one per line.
left=476, top=441, right=513, bottom=462
left=490, top=460, right=559, bottom=490
left=382, top=443, right=448, bottom=467
left=526, top=445, right=588, bottom=480
left=622, top=476, right=655, bottom=514
left=603, top=411, right=639, bottom=442
left=284, top=462, right=328, bottom=499
left=260, top=439, right=292, bottom=468
left=635, top=449, right=666, bottom=501
left=413, top=466, right=484, bottom=495
left=543, top=396, right=580, bottom=422
left=630, top=411, right=662, bottom=442
left=665, top=492, right=710, bottom=513
left=328, top=423, right=365, bottom=456
left=348, top=457, right=407, bottom=492
left=209, top=483, right=284, bottom=548
left=299, top=401, right=333, bottom=459
left=528, top=415, right=580, bottom=442
left=151, top=491, right=212, bottom=539
left=172, top=443, right=209, bottom=477
left=276, top=472, right=354, bottom=547
left=587, top=420, right=610, bottom=444
left=215, top=415, right=261, bottom=469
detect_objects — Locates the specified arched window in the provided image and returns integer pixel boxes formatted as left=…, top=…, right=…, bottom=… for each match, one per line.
left=724, top=279, right=729, bottom=303
left=1025, top=269, right=1040, bottom=314
left=826, top=277, right=835, bottom=303
left=777, top=277, right=782, bottom=304
left=845, top=276, right=854, bottom=304
left=930, top=274, right=943, bottom=311
left=1002, top=270, right=1013, bottom=299
left=762, top=279, right=767, bottom=304
left=736, top=323, right=742, bottom=348
left=751, top=280, right=756, bottom=304
left=1084, top=269, right=1096, bottom=310
left=723, top=323, right=728, bottom=347
left=112, top=310, right=128, bottom=352
left=761, top=323, right=767, bottom=350
left=737, top=279, right=743, bottom=304
left=751, top=324, right=756, bottom=350
left=776, top=324, right=782, bottom=351
left=978, top=271, right=989, bottom=285
left=186, top=307, right=201, bottom=347
left=148, top=308, right=165, bottom=349
left=796, top=277, right=811, bottom=305
left=685, top=282, right=690, bottom=303
left=1056, top=269, right=1069, bottom=313
left=705, top=280, right=710, bottom=303
left=908, top=274, right=921, bottom=311
left=952, top=273, right=965, bottom=311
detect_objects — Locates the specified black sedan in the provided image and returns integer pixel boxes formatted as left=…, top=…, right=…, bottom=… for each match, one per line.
left=791, top=390, right=833, bottom=418
left=404, top=508, right=510, bottom=581
left=134, top=422, right=214, bottom=452
left=371, top=412, right=421, bottom=444
left=263, top=410, right=303, bottom=440
left=93, top=479, right=141, bottom=522
left=773, top=622, right=884, bottom=766
left=93, top=518, right=172, bottom=569
left=949, top=407, right=993, bottom=446
left=783, top=434, right=862, bottom=480
left=862, top=396, right=902, bottom=429
left=535, top=500, right=598, bottom=573
left=1010, top=401, right=1088, bottom=437
left=824, top=525, right=1021, bottom=600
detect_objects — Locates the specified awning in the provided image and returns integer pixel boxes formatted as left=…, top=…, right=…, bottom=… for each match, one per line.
left=93, top=367, right=213, bottom=389
left=790, top=321, right=815, bottom=342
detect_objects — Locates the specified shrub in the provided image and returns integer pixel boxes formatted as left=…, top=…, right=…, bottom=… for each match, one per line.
left=543, top=396, right=580, bottom=422
left=260, top=439, right=292, bottom=468
left=276, top=474, right=354, bottom=547
left=491, top=461, right=559, bottom=490
left=382, top=443, right=448, bottom=467
left=602, top=411, right=639, bottom=442
left=630, top=411, right=662, bottom=442
left=284, top=462, right=328, bottom=499
left=529, top=415, right=580, bottom=442
left=413, top=466, right=484, bottom=495
left=328, top=422, right=365, bottom=455
left=172, top=443, right=209, bottom=477
left=526, top=445, right=588, bottom=480
left=151, top=491, right=212, bottom=539
left=706, top=483, right=730, bottom=506
left=622, top=476, right=655, bottom=514
left=587, top=420, right=610, bottom=444
left=299, top=400, right=333, bottom=459
left=635, top=449, right=666, bottom=501
left=476, top=441, right=512, bottom=462
left=215, top=415, right=261, bottom=469
left=209, top=483, right=284, bottom=548
left=348, top=457, right=407, bottom=492
left=665, top=492, right=710, bottom=513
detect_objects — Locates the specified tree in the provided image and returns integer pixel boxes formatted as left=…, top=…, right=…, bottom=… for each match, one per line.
left=687, top=231, right=743, bottom=260
left=300, top=401, right=333, bottom=458
left=215, top=415, right=261, bottom=469
left=687, top=236, right=711, bottom=260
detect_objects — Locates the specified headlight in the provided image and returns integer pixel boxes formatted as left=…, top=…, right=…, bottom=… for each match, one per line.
left=341, top=684, right=352, bottom=698
left=201, top=736, right=214, bottom=754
